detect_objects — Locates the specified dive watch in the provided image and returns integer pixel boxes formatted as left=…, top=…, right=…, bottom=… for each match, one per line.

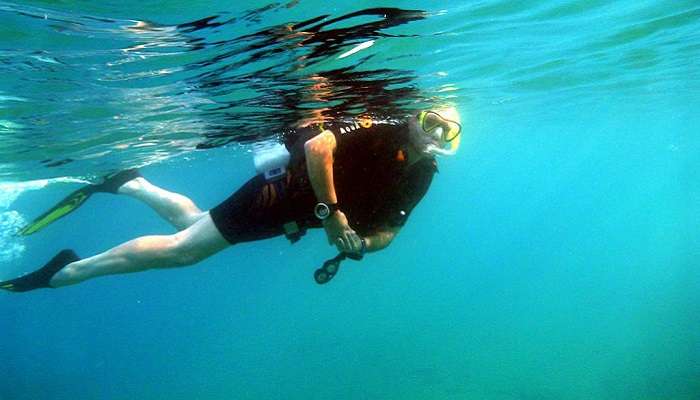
left=314, top=202, right=339, bottom=220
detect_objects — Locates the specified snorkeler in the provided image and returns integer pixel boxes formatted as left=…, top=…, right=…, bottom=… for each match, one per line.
left=0, top=107, right=462, bottom=292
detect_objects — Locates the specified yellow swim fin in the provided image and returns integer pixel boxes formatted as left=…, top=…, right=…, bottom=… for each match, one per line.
left=18, top=186, right=97, bottom=236
left=17, top=169, right=140, bottom=236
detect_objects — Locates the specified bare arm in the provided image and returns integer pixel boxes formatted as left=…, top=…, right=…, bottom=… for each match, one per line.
left=363, top=225, right=400, bottom=252
left=304, top=130, right=364, bottom=254
left=304, top=130, right=403, bottom=255
left=304, top=129, right=337, bottom=204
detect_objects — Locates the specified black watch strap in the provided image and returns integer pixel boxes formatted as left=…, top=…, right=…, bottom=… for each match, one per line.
left=314, top=202, right=339, bottom=220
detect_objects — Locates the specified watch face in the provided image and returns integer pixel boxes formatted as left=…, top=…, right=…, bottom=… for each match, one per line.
left=315, top=203, right=330, bottom=220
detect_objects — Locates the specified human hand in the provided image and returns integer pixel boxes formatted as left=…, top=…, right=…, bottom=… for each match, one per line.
left=322, top=211, right=365, bottom=255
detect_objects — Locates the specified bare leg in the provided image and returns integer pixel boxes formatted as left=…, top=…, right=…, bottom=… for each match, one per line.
left=49, top=213, right=229, bottom=287
left=118, top=177, right=205, bottom=230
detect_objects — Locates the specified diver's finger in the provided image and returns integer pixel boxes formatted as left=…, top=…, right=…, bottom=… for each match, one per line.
left=335, top=236, right=347, bottom=252
left=347, top=232, right=362, bottom=253
left=341, top=230, right=359, bottom=253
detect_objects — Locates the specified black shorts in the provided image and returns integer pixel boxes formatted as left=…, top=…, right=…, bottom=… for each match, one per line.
left=210, top=173, right=316, bottom=244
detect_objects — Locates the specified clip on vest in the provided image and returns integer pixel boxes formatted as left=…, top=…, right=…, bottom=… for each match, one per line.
left=253, top=141, right=290, bottom=182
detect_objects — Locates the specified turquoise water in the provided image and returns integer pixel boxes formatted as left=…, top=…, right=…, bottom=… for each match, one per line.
left=1, top=1, right=699, bottom=399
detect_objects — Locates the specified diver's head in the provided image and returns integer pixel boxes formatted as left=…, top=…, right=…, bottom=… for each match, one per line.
left=407, top=106, right=462, bottom=156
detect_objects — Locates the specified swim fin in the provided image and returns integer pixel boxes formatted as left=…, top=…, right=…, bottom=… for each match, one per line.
left=0, top=249, right=80, bottom=292
left=18, top=185, right=97, bottom=236
left=18, top=169, right=141, bottom=236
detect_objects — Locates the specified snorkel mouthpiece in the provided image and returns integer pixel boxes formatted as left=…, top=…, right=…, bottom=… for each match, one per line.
left=425, top=142, right=458, bottom=156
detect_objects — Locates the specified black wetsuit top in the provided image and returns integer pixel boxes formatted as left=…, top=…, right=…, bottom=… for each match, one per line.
left=210, top=118, right=437, bottom=244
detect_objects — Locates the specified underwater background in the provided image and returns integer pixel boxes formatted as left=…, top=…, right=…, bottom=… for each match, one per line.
left=1, top=0, right=698, bottom=399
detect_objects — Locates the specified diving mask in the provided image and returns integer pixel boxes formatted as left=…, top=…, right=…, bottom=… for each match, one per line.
left=417, top=111, right=462, bottom=155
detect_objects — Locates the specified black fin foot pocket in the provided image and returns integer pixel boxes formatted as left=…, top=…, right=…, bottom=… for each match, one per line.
left=95, top=169, right=142, bottom=194
left=0, top=249, right=80, bottom=292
